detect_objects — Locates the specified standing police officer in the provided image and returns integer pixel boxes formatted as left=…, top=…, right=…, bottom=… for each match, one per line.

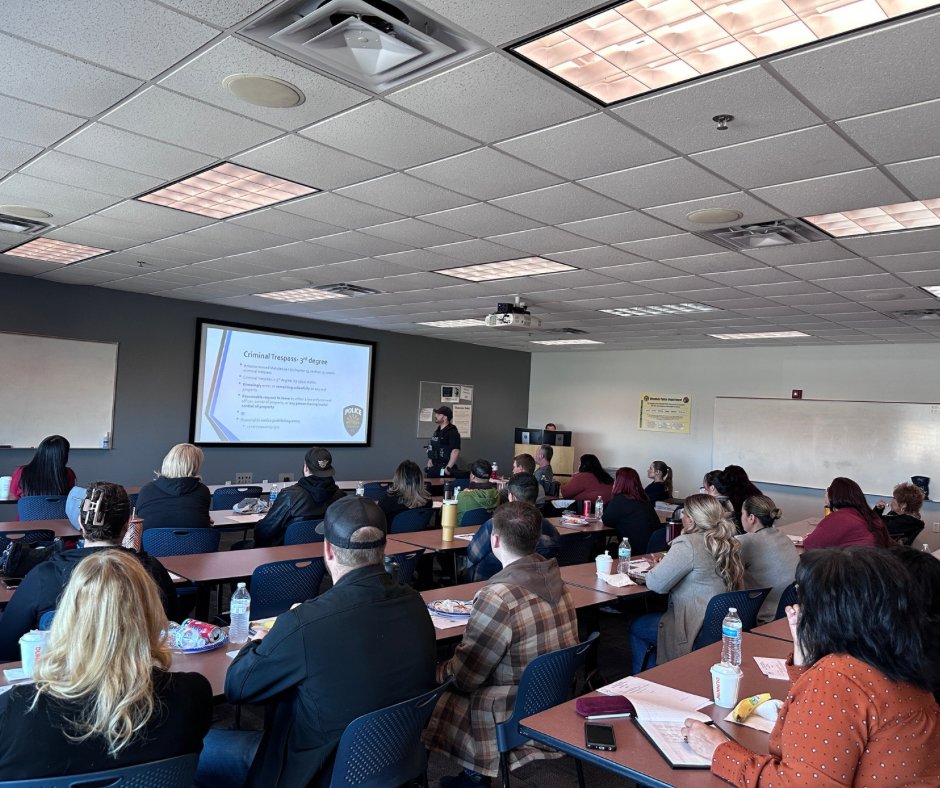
left=426, top=405, right=461, bottom=477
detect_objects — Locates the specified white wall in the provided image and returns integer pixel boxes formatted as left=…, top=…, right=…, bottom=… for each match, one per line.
left=529, top=342, right=940, bottom=548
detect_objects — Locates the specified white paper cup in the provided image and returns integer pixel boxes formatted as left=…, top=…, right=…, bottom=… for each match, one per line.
left=595, top=554, right=613, bottom=575
left=0, top=476, right=11, bottom=499
left=19, top=630, right=47, bottom=677
left=710, top=663, right=743, bottom=708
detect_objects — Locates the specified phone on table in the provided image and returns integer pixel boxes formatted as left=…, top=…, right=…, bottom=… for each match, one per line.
left=584, top=722, right=617, bottom=751
left=2, top=578, right=22, bottom=589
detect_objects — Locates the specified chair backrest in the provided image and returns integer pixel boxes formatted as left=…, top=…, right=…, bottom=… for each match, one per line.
left=284, top=519, right=325, bottom=545
left=328, top=679, right=453, bottom=788
left=17, top=495, right=68, bottom=521
left=383, top=549, right=425, bottom=586
left=250, top=556, right=326, bottom=618
left=460, top=508, right=490, bottom=526
left=646, top=527, right=668, bottom=554
left=495, top=633, right=600, bottom=755
left=0, top=529, right=55, bottom=544
left=554, top=533, right=597, bottom=566
left=773, top=582, right=799, bottom=621
left=0, top=753, right=199, bottom=787
left=390, top=508, right=434, bottom=533
left=693, top=587, right=772, bottom=650
left=362, top=483, right=388, bottom=501
left=888, top=520, right=925, bottom=546
left=210, top=486, right=262, bottom=511
left=141, top=528, right=221, bottom=557
left=38, top=610, right=56, bottom=631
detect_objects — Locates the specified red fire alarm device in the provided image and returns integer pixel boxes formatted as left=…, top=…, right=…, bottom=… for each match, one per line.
left=791, top=389, right=803, bottom=399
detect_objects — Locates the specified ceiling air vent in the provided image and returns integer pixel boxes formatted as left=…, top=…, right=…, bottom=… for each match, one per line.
left=318, top=282, right=383, bottom=296
left=889, top=309, right=940, bottom=321
left=240, top=0, right=486, bottom=93
left=0, top=213, right=51, bottom=235
left=542, top=327, right=588, bottom=335
left=699, top=219, right=829, bottom=251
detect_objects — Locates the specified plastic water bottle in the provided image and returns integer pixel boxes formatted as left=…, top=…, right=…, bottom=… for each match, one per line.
left=721, top=607, right=743, bottom=666
left=230, top=583, right=251, bottom=644
left=617, top=537, right=631, bottom=574
left=269, top=483, right=279, bottom=504
left=355, top=481, right=365, bottom=497
left=595, top=495, right=604, bottom=519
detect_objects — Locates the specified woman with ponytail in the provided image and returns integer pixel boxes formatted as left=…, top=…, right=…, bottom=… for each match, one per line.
left=644, top=460, right=673, bottom=504
left=629, top=494, right=743, bottom=673
left=739, top=495, right=799, bottom=624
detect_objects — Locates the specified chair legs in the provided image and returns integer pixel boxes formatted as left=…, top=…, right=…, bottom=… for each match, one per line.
left=575, top=758, right=585, bottom=788
left=499, top=753, right=585, bottom=788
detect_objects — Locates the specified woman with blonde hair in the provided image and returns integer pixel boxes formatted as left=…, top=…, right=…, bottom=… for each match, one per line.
left=629, top=494, right=743, bottom=673
left=378, top=460, right=433, bottom=527
left=0, top=550, right=212, bottom=779
left=739, top=495, right=798, bottom=624
left=135, top=443, right=211, bottom=531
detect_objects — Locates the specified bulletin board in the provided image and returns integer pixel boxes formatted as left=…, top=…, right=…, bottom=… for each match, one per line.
left=416, top=381, right=473, bottom=439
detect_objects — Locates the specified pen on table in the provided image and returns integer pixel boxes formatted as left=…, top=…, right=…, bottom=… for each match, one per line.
left=585, top=712, right=633, bottom=720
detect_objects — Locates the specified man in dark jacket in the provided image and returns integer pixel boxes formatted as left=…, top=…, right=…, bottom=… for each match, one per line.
left=254, top=446, right=345, bottom=547
left=196, top=497, right=437, bottom=788
left=0, top=482, right=177, bottom=660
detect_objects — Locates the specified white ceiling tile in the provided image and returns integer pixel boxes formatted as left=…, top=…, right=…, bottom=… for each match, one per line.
left=374, top=249, right=458, bottom=272
left=301, top=101, right=475, bottom=168
left=43, top=214, right=174, bottom=245
left=486, top=226, right=597, bottom=254
left=45, top=225, right=137, bottom=251
left=160, top=38, right=369, bottom=131
left=97, top=200, right=215, bottom=233
left=737, top=280, right=826, bottom=296
left=886, top=155, right=940, bottom=201
left=837, top=227, right=940, bottom=257
left=388, top=54, right=592, bottom=143
left=326, top=258, right=417, bottom=281
left=614, top=234, right=724, bottom=260
left=634, top=274, right=722, bottom=293
left=780, top=258, right=882, bottom=281
left=547, top=246, right=647, bottom=269
left=663, top=251, right=758, bottom=275
left=336, top=173, right=474, bottom=215
left=495, top=113, right=671, bottom=179
left=614, top=66, right=822, bottom=154
left=408, top=147, right=561, bottom=200
left=837, top=99, right=940, bottom=165
left=0, top=254, right=70, bottom=275
left=813, top=273, right=910, bottom=292
left=359, top=219, right=469, bottom=247
left=691, top=126, right=872, bottom=190
left=20, top=151, right=163, bottom=197
left=705, top=268, right=797, bottom=286
left=0, top=95, right=85, bottom=147
left=768, top=11, right=940, bottom=120
left=0, top=173, right=119, bottom=223
left=871, top=251, right=940, bottom=274
left=276, top=193, right=403, bottom=229
left=420, top=202, right=541, bottom=236
left=313, top=231, right=411, bottom=258
left=741, top=240, right=856, bottom=266
left=598, top=262, right=685, bottom=282
left=2, top=0, right=217, bottom=79
left=645, top=193, right=783, bottom=230
left=163, top=222, right=292, bottom=255
left=892, top=270, right=940, bottom=287
left=752, top=169, right=910, bottom=217
left=491, top=183, right=628, bottom=224
left=428, top=239, right=522, bottom=264
left=157, top=0, right=270, bottom=27
left=559, top=211, right=679, bottom=245
left=582, top=158, right=734, bottom=209
left=0, top=33, right=142, bottom=116
left=36, top=265, right=122, bottom=284
left=0, top=137, right=42, bottom=170
left=227, top=207, right=342, bottom=241
left=796, top=301, right=872, bottom=314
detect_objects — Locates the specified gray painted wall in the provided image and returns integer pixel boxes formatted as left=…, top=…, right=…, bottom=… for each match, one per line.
left=0, top=274, right=531, bottom=487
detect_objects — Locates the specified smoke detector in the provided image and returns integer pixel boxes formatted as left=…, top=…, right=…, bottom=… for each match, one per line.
left=240, top=0, right=486, bottom=93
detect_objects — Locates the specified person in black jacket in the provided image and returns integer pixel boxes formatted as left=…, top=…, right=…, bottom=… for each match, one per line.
left=874, top=482, right=926, bottom=545
left=195, top=497, right=437, bottom=788
left=603, top=467, right=661, bottom=554
left=253, top=447, right=345, bottom=547
left=135, top=443, right=211, bottom=530
left=0, top=481, right=177, bottom=661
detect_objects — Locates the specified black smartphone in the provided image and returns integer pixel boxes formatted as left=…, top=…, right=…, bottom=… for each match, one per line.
left=2, top=578, right=22, bottom=589
left=584, top=722, right=617, bottom=751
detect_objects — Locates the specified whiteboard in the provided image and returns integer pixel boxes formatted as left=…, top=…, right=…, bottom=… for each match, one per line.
left=0, top=331, right=118, bottom=449
left=713, top=397, right=940, bottom=496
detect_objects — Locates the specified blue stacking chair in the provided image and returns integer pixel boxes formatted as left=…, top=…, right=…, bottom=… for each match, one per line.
left=554, top=533, right=596, bottom=566
left=383, top=548, right=426, bottom=586
left=249, top=557, right=326, bottom=618
left=210, top=486, right=262, bottom=511
left=495, top=633, right=599, bottom=788
left=0, top=753, right=199, bottom=787
left=390, top=507, right=434, bottom=533
left=38, top=610, right=56, bottom=631
left=17, top=495, right=68, bottom=521
left=645, top=527, right=669, bottom=554
left=141, top=528, right=221, bottom=557
left=774, top=582, right=799, bottom=621
left=0, top=529, right=55, bottom=544
left=362, top=482, right=388, bottom=501
left=328, top=679, right=453, bottom=788
left=460, top=508, right=491, bottom=526
left=692, top=587, right=772, bottom=650
left=284, top=519, right=324, bottom=545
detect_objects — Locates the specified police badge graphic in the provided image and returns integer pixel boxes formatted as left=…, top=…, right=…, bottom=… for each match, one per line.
left=342, top=405, right=364, bottom=436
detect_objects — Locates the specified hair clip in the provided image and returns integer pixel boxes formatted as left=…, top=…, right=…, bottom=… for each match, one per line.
left=80, top=487, right=107, bottom=527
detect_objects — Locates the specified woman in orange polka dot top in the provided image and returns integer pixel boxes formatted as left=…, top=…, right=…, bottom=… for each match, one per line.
left=683, top=547, right=939, bottom=786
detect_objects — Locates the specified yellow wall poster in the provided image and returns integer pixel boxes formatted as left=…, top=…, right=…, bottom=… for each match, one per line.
left=639, top=394, right=692, bottom=434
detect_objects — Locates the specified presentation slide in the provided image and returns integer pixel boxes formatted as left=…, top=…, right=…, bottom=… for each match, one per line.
left=191, top=321, right=373, bottom=445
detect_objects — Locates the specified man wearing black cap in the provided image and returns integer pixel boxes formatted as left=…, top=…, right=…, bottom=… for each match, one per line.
left=426, top=405, right=461, bottom=477
left=254, top=446, right=345, bottom=547
left=204, top=497, right=437, bottom=788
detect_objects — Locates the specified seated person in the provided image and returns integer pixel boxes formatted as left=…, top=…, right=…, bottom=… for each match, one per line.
left=804, top=477, right=890, bottom=550
left=720, top=465, right=763, bottom=527
left=683, top=547, right=939, bottom=785
left=9, top=434, right=76, bottom=499
left=378, top=459, right=433, bottom=527
left=425, top=501, right=579, bottom=787
left=455, top=459, right=500, bottom=524
left=198, top=497, right=436, bottom=788
left=0, top=550, right=212, bottom=780
left=891, top=545, right=940, bottom=702
left=135, top=443, right=211, bottom=530
left=702, top=469, right=736, bottom=524
left=602, top=467, right=660, bottom=554
left=644, top=460, right=672, bottom=505
left=561, top=454, right=613, bottom=504
left=465, top=473, right=560, bottom=582
left=533, top=444, right=554, bottom=497
left=738, top=495, right=798, bottom=624
left=254, top=447, right=344, bottom=547
left=874, top=482, right=926, bottom=545
left=0, top=481, right=177, bottom=660
left=511, top=453, right=544, bottom=506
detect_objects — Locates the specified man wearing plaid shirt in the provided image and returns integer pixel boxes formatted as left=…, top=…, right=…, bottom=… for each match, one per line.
left=425, top=501, right=579, bottom=787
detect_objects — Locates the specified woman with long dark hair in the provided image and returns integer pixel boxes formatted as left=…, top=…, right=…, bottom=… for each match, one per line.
left=560, top=454, right=613, bottom=504
left=9, top=435, right=75, bottom=499
left=602, top=467, right=660, bottom=553
left=719, top=464, right=762, bottom=526
left=682, top=548, right=939, bottom=784
left=803, top=476, right=890, bottom=549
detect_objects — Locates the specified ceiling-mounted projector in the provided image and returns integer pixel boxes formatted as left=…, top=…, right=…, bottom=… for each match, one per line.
left=484, top=299, right=541, bottom=329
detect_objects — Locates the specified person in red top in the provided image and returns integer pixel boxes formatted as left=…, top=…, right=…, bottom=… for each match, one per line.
left=9, top=435, right=76, bottom=499
left=560, top=454, right=613, bottom=504
left=682, top=547, right=939, bottom=786
left=803, top=476, right=891, bottom=549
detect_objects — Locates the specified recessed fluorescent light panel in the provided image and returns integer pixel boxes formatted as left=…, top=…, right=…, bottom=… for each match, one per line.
left=601, top=303, right=718, bottom=316
left=804, top=199, right=940, bottom=237
left=709, top=331, right=810, bottom=340
left=417, top=319, right=488, bottom=327
left=510, top=0, right=938, bottom=106
left=531, top=338, right=605, bottom=345
left=137, top=163, right=317, bottom=219
left=5, top=238, right=110, bottom=264
left=256, top=287, right=349, bottom=302
left=435, top=257, right=577, bottom=282
left=923, top=285, right=940, bottom=298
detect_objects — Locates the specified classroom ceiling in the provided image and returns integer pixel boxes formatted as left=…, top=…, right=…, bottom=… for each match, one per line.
left=2, top=0, right=940, bottom=352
